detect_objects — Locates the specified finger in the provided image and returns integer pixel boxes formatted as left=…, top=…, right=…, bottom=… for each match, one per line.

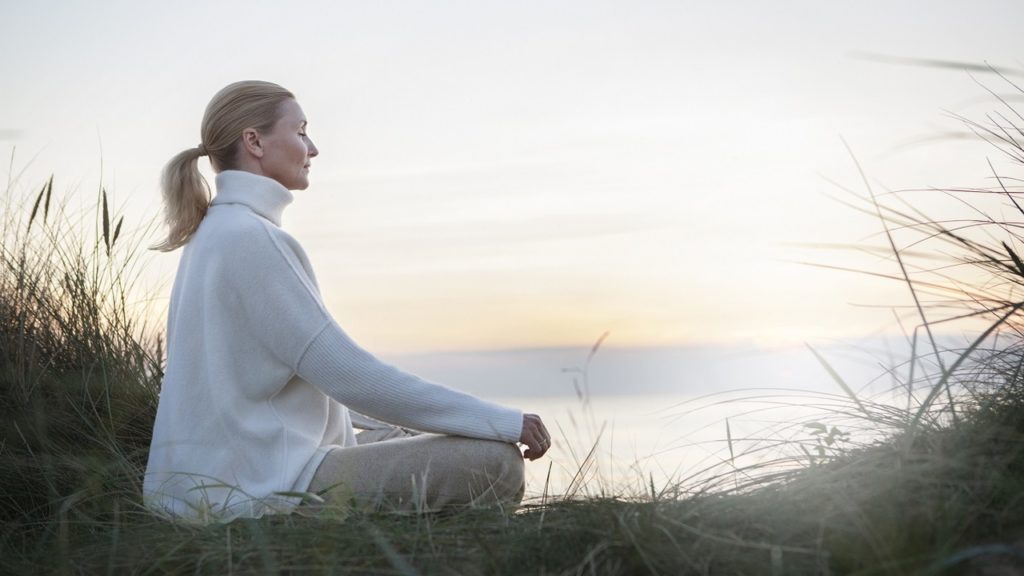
left=535, top=431, right=550, bottom=454
left=529, top=437, right=543, bottom=460
left=519, top=414, right=551, bottom=460
left=524, top=435, right=544, bottom=461
left=527, top=415, right=550, bottom=443
left=523, top=445, right=539, bottom=461
left=531, top=435, right=549, bottom=460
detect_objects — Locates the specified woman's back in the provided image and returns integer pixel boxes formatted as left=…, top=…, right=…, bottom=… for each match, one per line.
left=145, top=170, right=356, bottom=521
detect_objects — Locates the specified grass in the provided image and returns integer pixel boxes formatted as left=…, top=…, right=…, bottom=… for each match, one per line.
left=4, top=76, right=1024, bottom=574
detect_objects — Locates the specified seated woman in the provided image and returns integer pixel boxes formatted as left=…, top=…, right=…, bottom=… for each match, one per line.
left=143, top=80, right=551, bottom=522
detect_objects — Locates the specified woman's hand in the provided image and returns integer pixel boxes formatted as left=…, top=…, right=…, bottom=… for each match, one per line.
left=519, top=413, right=551, bottom=461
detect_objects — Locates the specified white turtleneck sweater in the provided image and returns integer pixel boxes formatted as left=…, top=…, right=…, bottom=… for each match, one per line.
left=143, top=170, right=523, bottom=522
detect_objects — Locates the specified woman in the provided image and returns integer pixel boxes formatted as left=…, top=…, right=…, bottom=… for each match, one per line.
left=144, top=80, right=551, bottom=522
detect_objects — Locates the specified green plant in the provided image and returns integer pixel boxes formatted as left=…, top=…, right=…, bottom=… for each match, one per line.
left=0, top=170, right=162, bottom=534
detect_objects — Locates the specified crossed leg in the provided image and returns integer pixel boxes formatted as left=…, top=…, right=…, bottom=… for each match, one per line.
left=303, top=431, right=525, bottom=514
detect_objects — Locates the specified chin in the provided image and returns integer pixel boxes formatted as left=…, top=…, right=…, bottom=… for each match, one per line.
left=292, top=170, right=311, bottom=191
left=280, top=175, right=309, bottom=191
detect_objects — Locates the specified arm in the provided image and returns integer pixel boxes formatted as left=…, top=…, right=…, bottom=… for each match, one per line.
left=229, top=220, right=524, bottom=444
left=297, top=319, right=523, bottom=443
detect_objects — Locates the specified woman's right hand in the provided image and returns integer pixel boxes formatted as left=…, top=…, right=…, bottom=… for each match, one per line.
left=519, top=413, right=551, bottom=461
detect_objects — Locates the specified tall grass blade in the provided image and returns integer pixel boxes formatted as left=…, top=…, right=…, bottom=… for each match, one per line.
left=806, top=343, right=871, bottom=419
left=43, top=174, right=53, bottom=222
left=726, top=418, right=739, bottom=490
left=909, top=301, right=1024, bottom=436
left=541, top=460, right=552, bottom=508
left=582, top=331, right=609, bottom=404
left=849, top=52, right=1024, bottom=78
left=101, top=187, right=110, bottom=255
left=725, top=418, right=735, bottom=464
left=841, top=136, right=958, bottom=425
left=27, top=180, right=45, bottom=233
left=988, top=157, right=1024, bottom=216
left=1002, top=241, right=1024, bottom=278
left=587, top=330, right=610, bottom=363
left=111, top=216, right=123, bottom=251
left=563, top=422, right=605, bottom=500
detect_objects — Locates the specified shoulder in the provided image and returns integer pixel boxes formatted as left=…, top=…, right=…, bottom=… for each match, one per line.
left=198, top=206, right=303, bottom=253
left=196, top=205, right=273, bottom=245
left=190, top=207, right=309, bottom=279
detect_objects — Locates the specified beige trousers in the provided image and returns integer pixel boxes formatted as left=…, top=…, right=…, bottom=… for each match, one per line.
left=302, top=428, right=525, bottom=514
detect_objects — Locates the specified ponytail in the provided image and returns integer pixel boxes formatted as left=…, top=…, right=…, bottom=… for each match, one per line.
left=151, top=80, right=295, bottom=252
left=151, top=146, right=210, bottom=252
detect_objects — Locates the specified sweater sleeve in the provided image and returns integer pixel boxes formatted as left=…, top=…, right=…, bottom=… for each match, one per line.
left=226, top=219, right=523, bottom=444
left=297, top=320, right=524, bottom=443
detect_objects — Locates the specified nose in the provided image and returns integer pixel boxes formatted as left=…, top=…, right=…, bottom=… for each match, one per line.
left=307, top=139, right=319, bottom=158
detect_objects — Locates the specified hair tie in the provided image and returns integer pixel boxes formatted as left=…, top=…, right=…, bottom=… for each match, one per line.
left=196, top=143, right=208, bottom=156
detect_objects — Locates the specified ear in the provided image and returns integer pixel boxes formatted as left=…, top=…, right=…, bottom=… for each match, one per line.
left=241, top=128, right=264, bottom=159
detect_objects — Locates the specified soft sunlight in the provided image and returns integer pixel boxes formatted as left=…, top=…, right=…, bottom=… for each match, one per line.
left=1, top=0, right=1017, bottom=357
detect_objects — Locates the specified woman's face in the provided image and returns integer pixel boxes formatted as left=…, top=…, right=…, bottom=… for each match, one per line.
left=258, top=99, right=319, bottom=190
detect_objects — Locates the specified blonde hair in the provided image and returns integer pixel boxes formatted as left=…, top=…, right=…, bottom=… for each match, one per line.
left=152, top=80, right=295, bottom=251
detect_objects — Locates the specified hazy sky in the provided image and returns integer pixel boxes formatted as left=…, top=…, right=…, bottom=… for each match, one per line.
left=2, top=0, right=1021, bottom=354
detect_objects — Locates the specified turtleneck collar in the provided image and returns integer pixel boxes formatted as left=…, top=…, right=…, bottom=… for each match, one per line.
left=211, top=170, right=295, bottom=227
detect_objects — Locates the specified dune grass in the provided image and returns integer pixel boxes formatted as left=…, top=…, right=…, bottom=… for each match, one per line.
left=4, top=79, right=1024, bottom=574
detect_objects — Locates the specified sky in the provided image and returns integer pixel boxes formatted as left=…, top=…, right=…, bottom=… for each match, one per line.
left=2, top=0, right=1022, bottom=355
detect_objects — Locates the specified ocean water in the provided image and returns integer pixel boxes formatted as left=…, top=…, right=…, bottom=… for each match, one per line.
left=499, top=388, right=904, bottom=498
left=383, top=337, right=930, bottom=497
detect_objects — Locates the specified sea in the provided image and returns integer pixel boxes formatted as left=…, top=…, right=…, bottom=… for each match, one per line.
left=382, top=336, right=940, bottom=498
